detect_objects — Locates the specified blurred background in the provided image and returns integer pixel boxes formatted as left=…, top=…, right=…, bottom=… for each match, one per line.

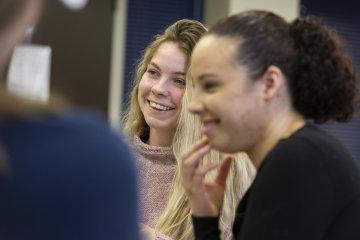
left=26, top=0, right=359, bottom=161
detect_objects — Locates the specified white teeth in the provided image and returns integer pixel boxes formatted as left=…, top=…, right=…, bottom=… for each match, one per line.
left=149, top=101, right=173, bottom=111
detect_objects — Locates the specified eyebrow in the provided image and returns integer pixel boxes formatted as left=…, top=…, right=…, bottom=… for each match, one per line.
left=149, top=62, right=160, bottom=71
left=149, top=62, right=186, bottom=76
left=197, top=73, right=217, bottom=82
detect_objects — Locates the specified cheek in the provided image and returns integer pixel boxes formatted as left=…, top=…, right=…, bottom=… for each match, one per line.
left=217, top=94, right=249, bottom=126
left=228, top=100, right=263, bottom=135
left=171, top=88, right=185, bottom=106
left=138, top=77, right=152, bottom=97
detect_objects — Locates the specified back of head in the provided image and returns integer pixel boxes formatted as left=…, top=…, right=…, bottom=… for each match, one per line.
left=0, top=0, right=26, bottom=72
left=0, top=0, right=27, bottom=29
left=209, top=10, right=359, bottom=123
left=0, top=0, right=67, bottom=119
left=123, top=19, right=207, bottom=137
left=0, top=0, right=43, bottom=70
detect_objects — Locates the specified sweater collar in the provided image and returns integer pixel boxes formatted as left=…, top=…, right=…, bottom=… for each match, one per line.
left=133, top=135, right=176, bottom=164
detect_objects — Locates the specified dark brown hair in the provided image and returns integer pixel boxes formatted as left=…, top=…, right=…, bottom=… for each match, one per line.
left=209, top=10, right=359, bottom=123
left=0, top=0, right=29, bottom=29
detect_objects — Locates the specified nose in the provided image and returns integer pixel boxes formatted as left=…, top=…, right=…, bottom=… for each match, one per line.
left=188, top=94, right=204, bottom=115
left=151, top=78, right=169, bottom=97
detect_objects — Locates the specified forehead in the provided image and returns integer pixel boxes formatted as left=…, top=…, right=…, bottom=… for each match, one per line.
left=191, top=35, right=239, bottom=66
left=151, top=41, right=187, bottom=66
left=190, top=35, right=240, bottom=74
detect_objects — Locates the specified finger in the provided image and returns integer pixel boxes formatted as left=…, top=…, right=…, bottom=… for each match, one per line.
left=184, top=144, right=210, bottom=167
left=192, top=162, right=219, bottom=187
left=181, top=144, right=210, bottom=184
left=181, top=136, right=208, bottom=160
left=215, top=156, right=233, bottom=187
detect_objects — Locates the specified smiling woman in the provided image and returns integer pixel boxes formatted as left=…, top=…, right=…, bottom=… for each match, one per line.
left=189, top=35, right=264, bottom=154
left=137, top=41, right=187, bottom=146
left=181, top=10, right=360, bottom=240
left=122, top=19, right=255, bottom=240
left=122, top=20, right=208, bottom=240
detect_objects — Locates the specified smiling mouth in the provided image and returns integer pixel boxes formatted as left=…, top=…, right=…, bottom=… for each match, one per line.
left=201, top=119, right=220, bottom=134
left=148, top=100, right=175, bottom=111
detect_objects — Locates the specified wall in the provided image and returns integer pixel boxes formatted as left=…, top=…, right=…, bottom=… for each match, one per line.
left=301, top=0, right=360, bottom=161
left=204, top=0, right=300, bottom=27
left=33, top=0, right=114, bottom=116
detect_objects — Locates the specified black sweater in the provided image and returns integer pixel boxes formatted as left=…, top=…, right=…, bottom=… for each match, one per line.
left=193, top=123, right=360, bottom=239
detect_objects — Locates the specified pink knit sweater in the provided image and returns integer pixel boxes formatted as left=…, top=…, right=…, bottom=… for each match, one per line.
left=132, top=135, right=177, bottom=229
left=132, top=136, right=233, bottom=240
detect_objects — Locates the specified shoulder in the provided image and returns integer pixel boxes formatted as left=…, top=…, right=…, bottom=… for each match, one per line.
left=266, top=123, right=356, bottom=170
left=257, top=123, right=360, bottom=203
left=0, top=110, right=135, bottom=176
left=0, top=110, right=139, bottom=239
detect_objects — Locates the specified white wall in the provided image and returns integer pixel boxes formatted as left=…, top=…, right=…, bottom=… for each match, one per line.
left=229, top=0, right=299, bottom=22
left=204, top=0, right=229, bottom=27
left=204, top=0, right=300, bottom=27
left=108, top=0, right=128, bottom=130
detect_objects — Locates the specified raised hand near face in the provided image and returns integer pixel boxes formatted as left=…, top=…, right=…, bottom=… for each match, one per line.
left=180, top=137, right=233, bottom=217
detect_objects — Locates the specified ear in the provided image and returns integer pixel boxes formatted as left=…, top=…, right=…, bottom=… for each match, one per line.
left=259, top=65, right=285, bottom=101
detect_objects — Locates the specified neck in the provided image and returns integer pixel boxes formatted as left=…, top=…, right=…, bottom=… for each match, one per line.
left=248, top=111, right=305, bottom=169
left=148, top=128, right=174, bottom=147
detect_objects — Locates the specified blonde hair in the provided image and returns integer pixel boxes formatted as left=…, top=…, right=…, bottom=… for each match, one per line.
left=122, top=19, right=207, bottom=138
left=122, top=19, right=255, bottom=239
left=155, top=72, right=256, bottom=239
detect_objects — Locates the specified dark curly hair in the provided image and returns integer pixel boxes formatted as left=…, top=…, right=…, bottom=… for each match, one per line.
left=209, top=10, right=359, bottom=123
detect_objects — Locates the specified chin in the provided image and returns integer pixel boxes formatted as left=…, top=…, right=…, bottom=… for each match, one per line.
left=147, top=122, right=170, bottom=130
left=145, top=119, right=174, bottom=131
left=209, top=137, right=242, bottom=153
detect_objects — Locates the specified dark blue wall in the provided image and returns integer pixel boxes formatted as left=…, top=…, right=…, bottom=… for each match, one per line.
left=301, top=0, right=360, bottom=161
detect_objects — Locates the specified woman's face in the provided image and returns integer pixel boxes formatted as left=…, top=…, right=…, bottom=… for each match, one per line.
left=138, top=41, right=187, bottom=136
left=189, top=35, right=268, bottom=153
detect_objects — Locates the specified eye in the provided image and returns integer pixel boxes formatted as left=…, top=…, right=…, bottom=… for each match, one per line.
left=147, top=68, right=160, bottom=78
left=202, top=81, right=217, bottom=92
left=173, top=78, right=186, bottom=86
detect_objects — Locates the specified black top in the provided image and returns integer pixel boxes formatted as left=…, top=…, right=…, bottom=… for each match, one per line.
left=193, top=123, right=360, bottom=239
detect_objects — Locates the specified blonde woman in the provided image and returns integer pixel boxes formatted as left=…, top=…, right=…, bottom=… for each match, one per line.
left=123, top=19, right=255, bottom=239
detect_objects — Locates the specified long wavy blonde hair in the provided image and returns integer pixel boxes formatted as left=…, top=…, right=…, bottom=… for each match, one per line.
left=155, top=69, right=256, bottom=239
left=122, top=19, right=255, bottom=239
left=122, top=19, right=207, bottom=137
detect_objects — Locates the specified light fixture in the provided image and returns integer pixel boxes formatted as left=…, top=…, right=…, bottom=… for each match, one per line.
left=59, top=0, right=89, bottom=11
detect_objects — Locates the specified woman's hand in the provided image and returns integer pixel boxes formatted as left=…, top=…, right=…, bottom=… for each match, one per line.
left=180, top=137, right=233, bottom=217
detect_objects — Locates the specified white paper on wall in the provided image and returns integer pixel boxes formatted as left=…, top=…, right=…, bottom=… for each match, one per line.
left=6, top=45, right=51, bottom=102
